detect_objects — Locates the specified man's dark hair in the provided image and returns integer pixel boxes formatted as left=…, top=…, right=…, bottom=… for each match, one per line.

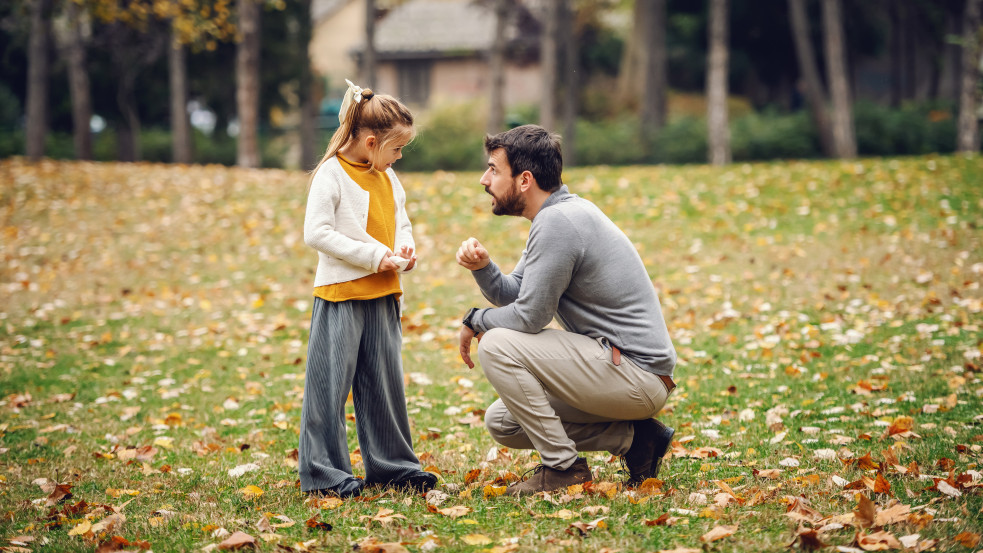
left=484, top=125, right=563, bottom=192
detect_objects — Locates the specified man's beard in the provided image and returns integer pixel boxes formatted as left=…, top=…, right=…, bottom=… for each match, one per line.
left=491, top=182, right=525, bottom=216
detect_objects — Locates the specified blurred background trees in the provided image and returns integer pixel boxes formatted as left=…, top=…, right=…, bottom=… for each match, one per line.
left=1, top=0, right=980, bottom=169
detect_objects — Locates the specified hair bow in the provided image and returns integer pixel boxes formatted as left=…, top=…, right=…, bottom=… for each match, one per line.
left=345, top=79, right=364, bottom=104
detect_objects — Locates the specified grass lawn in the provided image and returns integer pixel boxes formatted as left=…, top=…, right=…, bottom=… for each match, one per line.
left=0, top=154, right=981, bottom=552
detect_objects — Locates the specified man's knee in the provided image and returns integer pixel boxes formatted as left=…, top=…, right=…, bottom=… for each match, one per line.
left=476, top=327, right=516, bottom=372
left=484, top=399, right=523, bottom=446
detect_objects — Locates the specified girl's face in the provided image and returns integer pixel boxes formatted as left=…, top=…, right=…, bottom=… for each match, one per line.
left=369, top=125, right=413, bottom=171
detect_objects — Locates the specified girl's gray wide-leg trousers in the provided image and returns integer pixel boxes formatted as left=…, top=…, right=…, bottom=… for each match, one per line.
left=298, top=295, right=422, bottom=492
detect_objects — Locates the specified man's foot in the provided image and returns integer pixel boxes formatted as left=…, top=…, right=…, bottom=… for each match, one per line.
left=623, top=418, right=675, bottom=485
left=375, top=470, right=439, bottom=493
left=505, top=457, right=592, bottom=496
left=306, top=477, right=363, bottom=498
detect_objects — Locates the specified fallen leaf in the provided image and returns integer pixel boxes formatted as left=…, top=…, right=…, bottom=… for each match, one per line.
left=567, top=517, right=607, bottom=536
left=700, top=524, right=738, bottom=542
left=854, top=494, right=876, bottom=528
left=855, top=529, right=902, bottom=551
left=217, top=531, right=256, bottom=550
left=240, top=485, right=264, bottom=499
left=437, top=505, right=472, bottom=519
left=461, top=534, right=493, bottom=545
left=953, top=532, right=980, bottom=548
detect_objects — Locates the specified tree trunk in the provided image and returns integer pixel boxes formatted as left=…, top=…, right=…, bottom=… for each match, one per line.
left=169, top=25, right=192, bottom=164
left=299, top=0, right=317, bottom=170
left=640, top=0, right=667, bottom=150
left=363, top=0, right=377, bottom=86
left=117, top=70, right=141, bottom=162
left=821, top=0, right=856, bottom=158
left=560, top=0, right=577, bottom=166
left=889, top=1, right=902, bottom=107
left=236, top=0, right=262, bottom=168
left=617, top=0, right=645, bottom=107
left=706, top=0, right=730, bottom=165
left=788, top=0, right=834, bottom=157
left=25, top=0, right=53, bottom=160
left=64, top=0, right=92, bottom=160
left=958, top=0, right=982, bottom=152
left=539, top=0, right=559, bottom=131
left=487, top=0, right=508, bottom=135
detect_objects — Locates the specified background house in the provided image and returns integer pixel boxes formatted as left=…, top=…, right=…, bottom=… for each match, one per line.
left=310, top=0, right=543, bottom=111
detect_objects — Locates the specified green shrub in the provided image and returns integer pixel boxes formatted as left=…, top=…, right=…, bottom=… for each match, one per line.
left=854, top=100, right=957, bottom=156
left=399, top=102, right=487, bottom=172
left=573, top=117, right=648, bottom=166
left=654, top=116, right=707, bottom=164
left=0, top=84, right=21, bottom=130
left=731, top=109, right=818, bottom=161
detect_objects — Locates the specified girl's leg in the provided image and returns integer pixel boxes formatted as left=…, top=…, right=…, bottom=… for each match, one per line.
left=298, top=298, right=363, bottom=492
left=352, top=296, right=423, bottom=484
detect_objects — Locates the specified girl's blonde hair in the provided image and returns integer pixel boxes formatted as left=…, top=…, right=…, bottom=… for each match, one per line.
left=311, top=82, right=415, bottom=177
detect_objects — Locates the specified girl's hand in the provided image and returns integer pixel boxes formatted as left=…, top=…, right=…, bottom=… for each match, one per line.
left=398, top=246, right=417, bottom=271
left=378, top=250, right=398, bottom=272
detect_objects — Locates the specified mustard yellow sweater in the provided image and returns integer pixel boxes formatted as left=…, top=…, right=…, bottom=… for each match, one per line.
left=314, top=155, right=402, bottom=301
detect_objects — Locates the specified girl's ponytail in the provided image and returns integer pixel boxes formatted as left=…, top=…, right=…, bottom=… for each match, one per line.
left=310, top=79, right=414, bottom=179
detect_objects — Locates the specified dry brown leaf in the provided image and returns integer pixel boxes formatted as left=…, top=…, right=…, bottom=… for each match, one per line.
left=436, top=505, right=472, bottom=519
left=217, top=531, right=256, bottom=550
left=873, top=500, right=910, bottom=526
left=785, top=497, right=823, bottom=523
left=789, top=526, right=828, bottom=551
left=855, top=529, right=902, bottom=551
left=700, top=524, right=738, bottom=542
left=355, top=537, right=410, bottom=553
left=566, top=517, right=607, bottom=536
left=854, top=494, right=876, bottom=528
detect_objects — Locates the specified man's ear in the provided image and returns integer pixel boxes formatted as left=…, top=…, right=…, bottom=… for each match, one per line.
left=518, top=170, right=535, bottom=192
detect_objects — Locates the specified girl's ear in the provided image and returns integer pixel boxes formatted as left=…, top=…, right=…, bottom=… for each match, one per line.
left=364, top=134, right=377, bottom=150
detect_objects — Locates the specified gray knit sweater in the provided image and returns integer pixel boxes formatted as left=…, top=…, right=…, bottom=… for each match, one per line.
left=470, top=186, right=677, bottom=376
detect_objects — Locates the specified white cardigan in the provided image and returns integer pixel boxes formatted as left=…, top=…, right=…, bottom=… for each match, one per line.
left=304, top=156, right=415, bottom=288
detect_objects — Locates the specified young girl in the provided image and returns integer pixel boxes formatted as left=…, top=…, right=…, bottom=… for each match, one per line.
left=299, top=79, right=436, bottom=498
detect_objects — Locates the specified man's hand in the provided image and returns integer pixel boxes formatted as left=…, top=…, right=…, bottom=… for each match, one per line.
left=459, top=325, right=480, bottom=369
left=456, top=237, right=490, bottom=271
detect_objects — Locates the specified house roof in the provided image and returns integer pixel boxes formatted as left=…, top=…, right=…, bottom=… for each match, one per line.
left=374, top=0, right=499, bottom=54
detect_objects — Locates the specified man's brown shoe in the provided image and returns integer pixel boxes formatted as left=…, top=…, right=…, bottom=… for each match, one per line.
left=623, top=418, right=674, bottom=485
left=505, top=457, right=592, bottom=496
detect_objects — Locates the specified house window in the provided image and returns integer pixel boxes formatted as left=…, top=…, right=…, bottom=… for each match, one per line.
left=398, top=61, right=432, bottom=106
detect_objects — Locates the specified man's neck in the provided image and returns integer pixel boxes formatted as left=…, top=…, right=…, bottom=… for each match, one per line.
left=522, top=189, right=550, bottom=221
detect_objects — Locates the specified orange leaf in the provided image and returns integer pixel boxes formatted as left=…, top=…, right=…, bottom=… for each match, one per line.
left=463, top=468, right=482, bottom=486
left=954, top=532, right=981, bottom=548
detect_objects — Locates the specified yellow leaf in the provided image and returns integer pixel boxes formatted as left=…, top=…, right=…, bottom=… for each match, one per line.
left=153, top=437, right=174, bottom=449
left=483, top=485, right=506, bottom=499
left=148, top=516, right=165, bottom=527
left=68, top=520, right=91, bottom=537
left=461, top=534, right=493, bottom=545
left=241, top=485, right=264, bottom=499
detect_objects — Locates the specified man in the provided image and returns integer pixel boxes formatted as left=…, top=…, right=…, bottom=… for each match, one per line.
left=456, top=124, right=677, bottom=496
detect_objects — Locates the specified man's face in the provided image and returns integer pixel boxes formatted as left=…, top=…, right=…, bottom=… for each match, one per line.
left=480, top=149, right=525, bottom=217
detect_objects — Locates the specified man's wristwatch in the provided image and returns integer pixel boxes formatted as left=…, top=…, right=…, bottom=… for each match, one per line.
left=462, top=307, right=479, bottom=332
